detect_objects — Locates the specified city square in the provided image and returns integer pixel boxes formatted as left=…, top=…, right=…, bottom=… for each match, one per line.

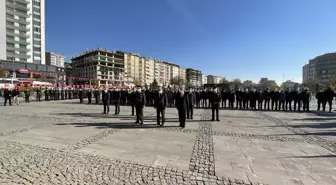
left=0, top=100, right=335, bottom=185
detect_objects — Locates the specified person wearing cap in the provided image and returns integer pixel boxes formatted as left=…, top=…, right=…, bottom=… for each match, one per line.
left=102, top=88, right=110, bottom=114
left=210, top=87, right=221, bottom=121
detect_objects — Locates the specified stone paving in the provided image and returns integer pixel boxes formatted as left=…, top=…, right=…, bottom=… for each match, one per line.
left=0, top=100, right=335, bottom=185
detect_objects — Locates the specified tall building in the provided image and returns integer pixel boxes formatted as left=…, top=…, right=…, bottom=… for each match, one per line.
left=207, top=75, right=223, bottom=84
left=243, top=80, right=253, bottom=86
left=45, top=52, right=64, bottom=67
left=71, top=48, right=124, bottom=86
left=186, top=68, right=202, bottom=87
left=179, top=67, right=186, bottom=83
left=144, top=58, right=155, bottom=86
left=155, top=61, right=171, bottom=86
left=302, top=53, right=336, bottom=83
left=0, top=0, right=46, bottom=64
left=123, top=52, right=144, bottom=86
left=202, top=74, right=207, bottom=85
left=259, top=78, right=268, bottom=84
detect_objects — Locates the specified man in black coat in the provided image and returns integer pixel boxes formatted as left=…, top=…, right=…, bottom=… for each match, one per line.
left=211, top=88, right=221, bottom=121
left=263, top=88, right=271, bottom=110
left=4, top=88, right=12, bottom=106
left=102, top=89, right=110, bottom=114
left=87, top=89, right=92, bottom=104
left=154, top=86, right=168, bottom=126
left=302, top=88, right=311, bottom=112
left=315, top=89, right=324, bottom=111
left=94, top=89, right=100, bottom=104
left=228, top=89, right=235, bottom=109
left=257, top=89, right=263, bottom=110
left=79, top=89, right=84, bottom=103
left=235, top=89, right=242, bottom=109
left=270, top=89, right=279, bottom=111
left=186, top=89, right=196, bottom=119
left=175, top=89, right=188, bottom=128
left=36, top=88, right=41, bottom=102
left=135, top=88, right=146, bottom=124
left=323, top=87, right=335, bottom=112
left=113, top=89, right=121, bottom=115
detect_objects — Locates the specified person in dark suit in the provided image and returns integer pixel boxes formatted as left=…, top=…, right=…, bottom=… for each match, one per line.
left=113, top=88, right=121, bottom=115
left=175, top=89, right=189, bottom=128
left=102, top=89, right=110, bottom=114
left=323, top=87, right=335, bottom=112
left=154, top=86, right=168, bottom=126
left=210, top=88, right=221, bottom=121
left=135, top=88, right=146, bottom=124
left=87, top=89, right=92, bottom=104
left=79, top=89, right=84, bottom=103
left=24, top=88, right=30, bottom=103
left=186, top=89, right=196, bottom=119
left=4, top=88, right=12, bottom=106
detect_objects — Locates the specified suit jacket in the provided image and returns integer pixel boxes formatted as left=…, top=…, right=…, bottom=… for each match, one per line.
left=135, top=92, right=146, bottom=107
left=154, top=92, right=168, bottom=109
left=187, top=92, right=196, bottom=109
left=210, top=92, right=221, bottom=104
left=112, top=91, right=121, bottom=101
left=102, top=91, right=110, bottom=103
left=176, top=92, right=189, bottom=111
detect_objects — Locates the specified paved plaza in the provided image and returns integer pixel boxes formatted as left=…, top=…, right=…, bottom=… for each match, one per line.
left=0, top=100, right=335, bottom=185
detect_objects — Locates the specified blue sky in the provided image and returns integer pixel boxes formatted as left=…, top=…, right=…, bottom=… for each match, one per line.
left=45, top=0, right=336, bottom=84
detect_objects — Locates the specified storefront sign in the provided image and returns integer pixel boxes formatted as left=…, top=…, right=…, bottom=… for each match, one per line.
left=17, top=69, right=29, bottom=74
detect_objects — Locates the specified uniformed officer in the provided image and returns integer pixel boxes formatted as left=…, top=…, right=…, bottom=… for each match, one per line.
left=135, top=88, right=146, bottom=124
left=210, top=87, right=221, bottom=121
left=36, top=88, right=41, bottom=102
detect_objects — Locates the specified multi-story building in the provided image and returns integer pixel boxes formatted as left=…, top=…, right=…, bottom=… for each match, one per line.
left=123, top=52, right=143, bottom=86
left=186, top=68, right=202, bottom=87
left=179, top=67, right=186, bottom=83
left=144, top=58, right=155, bottom=86
left=302, top=53, right=336, bottom=83
left=202, top=74, right=207, bottom=85
left=45, top=52, right=64, bottom=68
left=154, top=61, right=171, bottom=86
left=243, top=80, right=253, bottom=86
left=0, top=0, right=45, bottom=64
left=71, top=48, right=124, bottom=86
left=207, top=75, right=223, bottom=84
left=259, top=78, right=268, bottom=84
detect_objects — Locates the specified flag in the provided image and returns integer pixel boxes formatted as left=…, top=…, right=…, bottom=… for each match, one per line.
left=20, top=84, right=24, bottom=88
left=5, top=83, right=9, bottom=88
left=27, top=84, right=31, bottom=88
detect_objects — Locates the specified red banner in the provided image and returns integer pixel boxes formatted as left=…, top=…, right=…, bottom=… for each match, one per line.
left=20, top=84, right=24, bottom=88
left=27, top=84, right=31, bottom=88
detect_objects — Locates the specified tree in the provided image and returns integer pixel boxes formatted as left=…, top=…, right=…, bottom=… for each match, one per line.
left=260, top=80, right=278, bottom=90
left=280, top=80, right=299, bottom=91
left=230, top=78, right=243, bottom=89
left=219, top=78, right=230, bottom=84
left=150, top=78, right=159, bottom=90
left=303, top=78, right=320, bottom=93
left=170, top=76, right=185, bottom=87
left=0, top=65, right=7, bottom=78
left=90, top=77, right=99, bottom=86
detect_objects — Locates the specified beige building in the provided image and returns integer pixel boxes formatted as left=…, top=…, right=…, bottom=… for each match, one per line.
left=45, top=52, right=64, bottom=67
left=144, top=58, right=155, bottom=86
left=207, top=75, right=223, bottom=84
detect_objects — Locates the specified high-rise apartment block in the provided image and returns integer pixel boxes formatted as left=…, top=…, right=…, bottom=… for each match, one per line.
left=71, top=48, right=124, bottom=86
left=186, top=68, right=202, bottom=87
left=45, top=52, right=64, bottom=68
left=206, top=75, right=223, bottom=84
left=0, top=0, right=45, bottom=64
left=302, top=53, right=336, bottom=83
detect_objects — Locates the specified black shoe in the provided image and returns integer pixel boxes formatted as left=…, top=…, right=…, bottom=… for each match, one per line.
left=211, top=119, right=215, bottom=121
left=135, top=121, right=139, bottom=124
left=216, top=119, right=220, bottom=122
left=157, top=122, right=160, bottom=125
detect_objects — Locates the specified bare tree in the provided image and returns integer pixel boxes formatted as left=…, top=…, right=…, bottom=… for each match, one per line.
left=0, top=65, right=7, bottom=78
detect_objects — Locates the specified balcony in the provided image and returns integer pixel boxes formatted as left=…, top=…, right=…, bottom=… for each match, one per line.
left=6, top=46, right=30, bottom=53
left=6, top=31, right=29, bottom=39
left=6, top=8, right=30, bottom=18
left=6, top=16, right=29, bottom=25
left=6, top=24, right=29, bottom=32
left=6, top=38, right=28, bottom=45
left=13, top=0, right=29, bottom=5
left=6, top=52, right=30, bottom=59
left=6, top=1, right=29, bottom=11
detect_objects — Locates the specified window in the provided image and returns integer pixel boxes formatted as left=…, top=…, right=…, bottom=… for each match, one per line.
left=34, top=27, right=40, bottom=32
left=33, top=1, right=40, bottom=6
left=33, top=7, right=40, bottom=12
left=33, top=14, right=40, bottom=19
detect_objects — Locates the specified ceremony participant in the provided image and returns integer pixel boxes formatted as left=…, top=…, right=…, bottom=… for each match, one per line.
left=257, top=89, right=263, bottom=110
left=316, top=88, right=324, bottom=111
left=271, top=88, right=279, bottom=110
left=323, top=87, right=335, bottom=112
left=154, top=86, right=168, bottom=126
left=24, top=88, right=30, bottom=103
left=176, top=88, right=188, bottom=128
left=79, top=89, right=84, bottom=103
left=36, top=88, right=41, bottom=102
left=278, top=90, right=286, bottom=111
left=102, top=89, right=110, bottom=114
left=135, top=87, right=146, bottom=124
left=44, top=88, right=49, bottom=101
left=228, top=89, right=235, bottom=109
left=186, top=88, right=196, bottom=119
left=87, top=89, right=92, bottom=104
left=210, top=87, right=221, bottom=121
left=3, top=88, right=12, bottom=106
left=302, top=88, right=311, bottom=112
left=94, top=89, right=100, bottom=104
left=113, top=88, right=121, bottom=115
left=129, top=87, right=137, bottom=116
left=61, top=88, right=65, bottom=100
left=263, top=88, right=270, bottom=110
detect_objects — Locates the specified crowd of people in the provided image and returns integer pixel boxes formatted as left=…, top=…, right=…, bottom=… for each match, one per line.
left=1, top=86, right=335, bottom=128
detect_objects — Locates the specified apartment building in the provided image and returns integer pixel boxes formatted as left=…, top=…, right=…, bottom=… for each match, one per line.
left=202, top=74, right=207, bottom=85
left=0, top=0, right=45, bottom=64
left=186, top=68, right=202, bottom=87
left=71, top=48, right=124, bottom=86
left=207, top=75, right=223, bottom=84
left=302, top=53, right=336, bottom=83
left=179, top=67, right=186, bottom=83
left=144, top=58, right=155, bottom=86
left=45, top=52, right=64, bottom=68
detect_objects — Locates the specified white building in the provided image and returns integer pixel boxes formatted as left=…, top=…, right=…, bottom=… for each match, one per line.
left=0, top=0, right=45, bottom=64
left=202, top=75, right=207, bottom=85
left=207, top=75, right=223, bottom=84
left=45, top=52, right=64, bottom=68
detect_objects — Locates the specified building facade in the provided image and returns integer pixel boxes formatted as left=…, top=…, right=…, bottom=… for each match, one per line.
left=0, top=0, right=45, bottom=64
left=207, top=75, right=223, bottom=84
left=302, top=53, right=336, bottom=83
left=186, top=68, right=202, bottom=87
left=71, top=48, right=124, bottom=86
left=202, top=75, right=207, bottom=85
left=243, top=80, right=253, bottom=86
left=45, top=52, right=64, bottom=68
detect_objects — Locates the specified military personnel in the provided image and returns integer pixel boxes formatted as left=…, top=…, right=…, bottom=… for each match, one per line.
left=323, top=87, right=335, bottom=112
left=102, top=89, right=110, bottom=114
left=186, top=88, right=196, bottom=119
left=87, top=89, right=92, bottom=104
left=94, top=89, right=100, bottom=104
left=24, top=88, right=30, bottom=103
left=176, top=88, right=188, bottom=128
left=315, top=89, right=324, bottom=111
left=263, top=88, right=271, bottom=110
left=79, top=89, right=84, bottom=103
left=135, top=88, right=146, bottom=124
left=154, top=86, right=168, bottom=126
left=210, top=88, right=221, bottom=121
left=302, top=88, right=311, bottom=112
left=113, top=88, right=121, bottom=115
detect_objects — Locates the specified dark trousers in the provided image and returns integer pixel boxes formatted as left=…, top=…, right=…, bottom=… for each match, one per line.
left=221, top=100, right=226, bottom=108
left=264, top=99, right=270, bottom=110
left=229, top=100, right=234, bottom=108
left=136, top=105, right=144, bottom=123
left=88, top=97, right=92, bottom=104
left=95, top=96, right=99, bottom=104
left=294, top=100, right=301, bottom=111
left=287, top=101, right=292, bottom=111
left=303, top=100, right=309, bottom=111
left=243, top=100, right=248, bottom=109
left=4, top=97, right=11, bottom=106
left=156, top=108, right=165, bottom=125
left=103, top=103, right=109, bottom=114
left=79, top=97, right=83, bottom=103
left=236, top=99, right=241, bottom=109
left=317, top=100, right=322, bottom=110
left=279, top=100, right=285, bottom=110
left=202, top=99, right=207, bottom=107
left=271, top=100, right=278, bottom=110
left=211, top=103, right=219, bottom=121
left=187, top=108, right=193, bottom=119
left=258, top=100, right=263, bottom=109
left=178, top=109, right=186, bottom=127
left=115, top=101, right=120, bottom=115
left=25, top=96, right=30, bottom=103
left=322, top=100, right=332, bottom=112
left=131, top=104, right=135, bottom=115
left=36, top=96, right=41, bottom=102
